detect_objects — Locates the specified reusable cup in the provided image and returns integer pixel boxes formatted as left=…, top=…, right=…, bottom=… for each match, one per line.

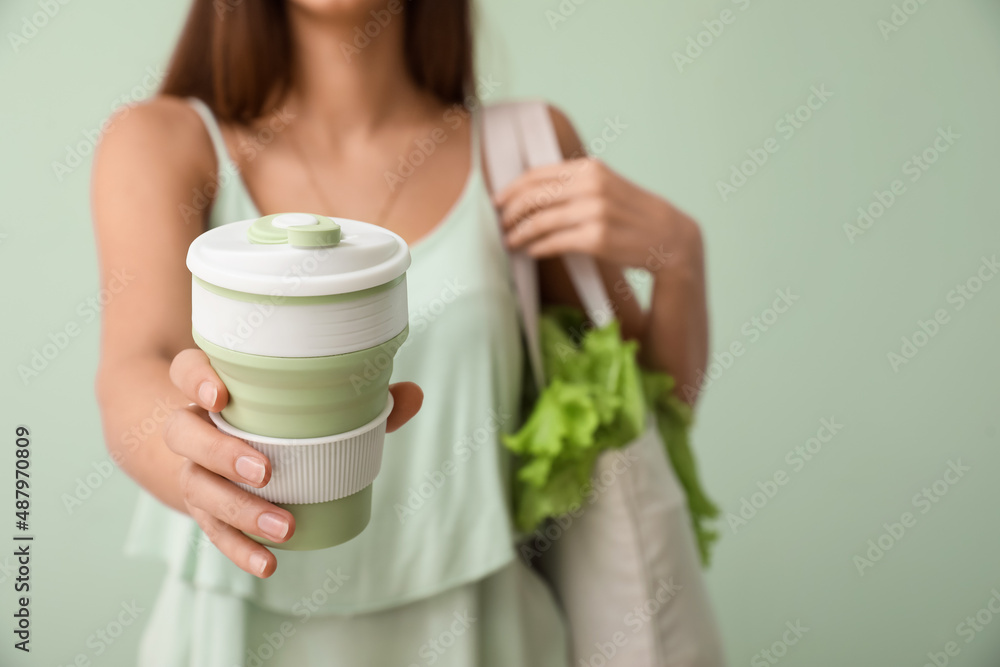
left=186, top=213, right=410, bottom=550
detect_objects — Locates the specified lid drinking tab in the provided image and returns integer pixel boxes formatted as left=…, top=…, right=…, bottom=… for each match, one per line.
left=273, top=213, right=319, bottom=228
left=248, top=213, right=341, bottom=248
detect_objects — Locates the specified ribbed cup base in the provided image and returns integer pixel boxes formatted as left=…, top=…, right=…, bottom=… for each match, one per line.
left=209, top=396, right=393, bottom=551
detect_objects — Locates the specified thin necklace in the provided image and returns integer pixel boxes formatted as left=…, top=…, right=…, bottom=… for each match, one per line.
left=286, top=118, right=419, bottom=228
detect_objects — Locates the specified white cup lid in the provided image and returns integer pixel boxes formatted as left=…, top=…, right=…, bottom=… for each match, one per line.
left=186, top=214, right=411, bottom=297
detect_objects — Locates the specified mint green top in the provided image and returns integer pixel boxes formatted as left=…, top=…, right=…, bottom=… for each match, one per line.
left=124, top=99, right=544, bottom=625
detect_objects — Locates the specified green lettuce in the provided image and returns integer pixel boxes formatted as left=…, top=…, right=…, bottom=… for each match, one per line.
left=641, top=371, right=720, bottom=565
left=503, top=307, right=719, bottom=565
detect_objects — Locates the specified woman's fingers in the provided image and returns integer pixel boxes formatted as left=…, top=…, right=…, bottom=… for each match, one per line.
left=164, top=407, right=271, bottom=488
left=521, top=223, right=606, bottom=259
left=169, top=348, right=229, bottom=411
left=387, top=382, right=423, bottom=433
left=497, top=177, right=574, bottom=230
left=523, top=223, right=648, bottom=263
left=180, top=461, right=295, bottom=544
left=505, top=199, right=593, bottom=249
left=495, top=158, right=604, bottom=227
left=493, top=159, right=591, bottom=212
left=170, top=363, right=421, bottom=581
left=189, top=505, right=277, bottom=578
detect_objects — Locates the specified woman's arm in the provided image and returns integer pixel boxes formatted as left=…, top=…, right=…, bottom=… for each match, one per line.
left=92, top=97, right=221, bottom=511
left=496, top=106, right=709, bottom=404
left=92, top=97, right=298, bottom=579
left=92, top=98, right=422, bottom=578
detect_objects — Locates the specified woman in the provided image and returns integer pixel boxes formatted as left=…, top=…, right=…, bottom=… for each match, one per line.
left=92, top=0, right=709, bottom=664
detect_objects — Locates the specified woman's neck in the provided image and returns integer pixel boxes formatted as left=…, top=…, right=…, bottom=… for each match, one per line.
left=284, top=6, right=434, bottom=140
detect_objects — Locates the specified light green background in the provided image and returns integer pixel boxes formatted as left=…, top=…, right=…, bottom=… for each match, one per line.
left=2, top=0, right=999, bottom=665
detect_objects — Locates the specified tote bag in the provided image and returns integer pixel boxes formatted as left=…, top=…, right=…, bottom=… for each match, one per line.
left=482, top=100, right=726, bottom=667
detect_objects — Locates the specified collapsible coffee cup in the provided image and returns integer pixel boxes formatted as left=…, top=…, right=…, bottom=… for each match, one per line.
left=186, top=213, right=409, bottom=550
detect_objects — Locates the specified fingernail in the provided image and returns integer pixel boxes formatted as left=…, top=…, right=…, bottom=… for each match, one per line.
left=198, top=382, right=217, bottom=409
left=258, top=512, right=289, bottom=541
left=249, top=552, right=268, bottom=576
left=235, top=456, right=266, bottom=485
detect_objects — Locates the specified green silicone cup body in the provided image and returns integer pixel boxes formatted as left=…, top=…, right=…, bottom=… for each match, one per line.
left=193, top=327, right=408, bottom=439
left=194, top=326, right=406, bottom=550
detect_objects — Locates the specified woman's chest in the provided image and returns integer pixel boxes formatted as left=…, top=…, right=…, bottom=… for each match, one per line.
left=397, top=197, right=521, bottom=364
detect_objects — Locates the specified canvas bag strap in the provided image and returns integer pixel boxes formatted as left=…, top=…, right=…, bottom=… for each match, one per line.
left=482, top=101, right=617, bottom=388
left=482, top=102, right=546, bottom=391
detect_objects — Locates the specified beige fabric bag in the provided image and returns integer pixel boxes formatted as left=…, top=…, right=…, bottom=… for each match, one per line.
left=483, top=100, right=726, bottom=667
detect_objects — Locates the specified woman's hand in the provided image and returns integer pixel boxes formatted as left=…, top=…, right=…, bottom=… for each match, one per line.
left=163, top=348, right=423, bottom=578
left=493, top=133, right=709, bottom=402
left=495, top=157, right=702, bottom=278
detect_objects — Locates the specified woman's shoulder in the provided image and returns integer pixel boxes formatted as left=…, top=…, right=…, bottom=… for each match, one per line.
left=92, top=95, right=217, bottom=190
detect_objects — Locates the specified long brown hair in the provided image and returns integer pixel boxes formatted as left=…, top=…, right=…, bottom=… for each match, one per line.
left=161, top=0, right=474, bottom=124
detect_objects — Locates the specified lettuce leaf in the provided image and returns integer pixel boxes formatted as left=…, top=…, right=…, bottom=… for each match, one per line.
left=503, top=307, right=719, bottom=566
left=642, top=372, right=720, bottom=565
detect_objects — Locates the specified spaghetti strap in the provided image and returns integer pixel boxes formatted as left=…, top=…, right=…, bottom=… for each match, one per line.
left=184, top=96, right=262, bottom=225
left=186, top=97, right=238, bottom=175
left=470, top=104, right=481, bottom=173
